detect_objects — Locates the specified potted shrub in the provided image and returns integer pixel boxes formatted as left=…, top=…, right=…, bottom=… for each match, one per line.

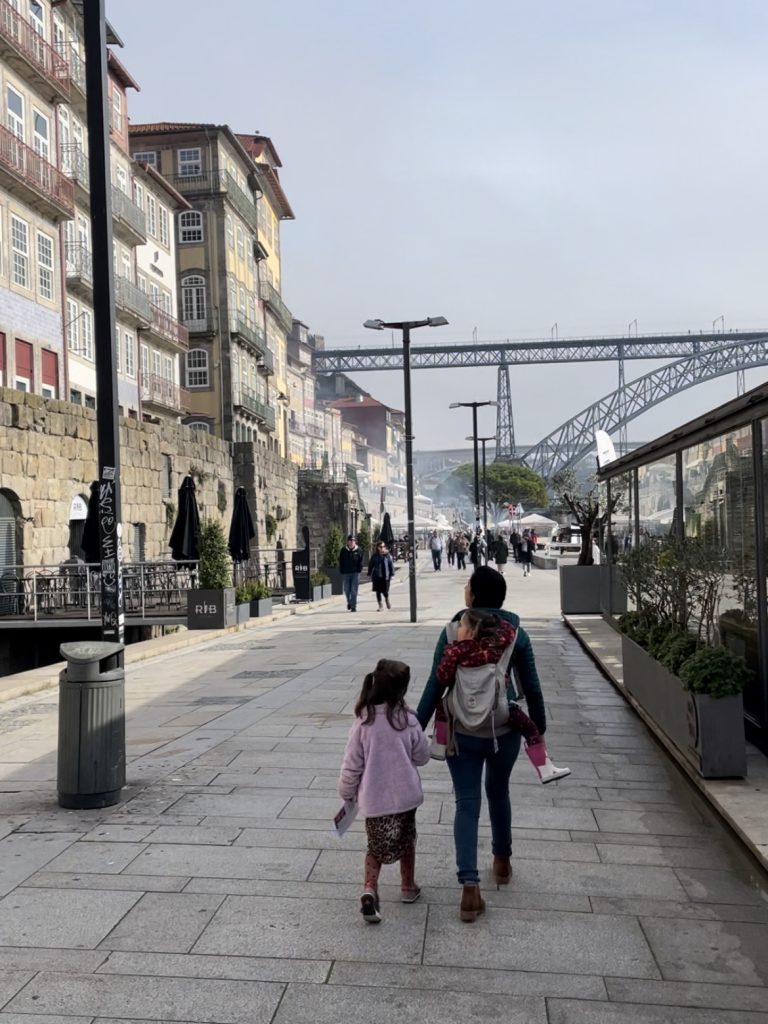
left=249, top=579, right=273, bottom=618
left=310, top=570, right=331, bottom=602
left=188, top=520, right=236, bottom=629
left=357, top=521, right=372, bottom=568
left=323, top=526, right=345, bottom=595
left=617, top=539, right=749, bottom=778
left=234, top=583, right=252, bottom=624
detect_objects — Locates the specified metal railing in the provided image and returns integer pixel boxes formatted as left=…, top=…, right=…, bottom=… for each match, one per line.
left=141, top=373, right=189, bottom=412
left=115, top=276, right=152, bottom=322
left=183, top=312, right=216, bottom=334
left=170, top=169, right=258, bottom=230
left=259, top=279, right=293, bottom=332
left=111, top=184, right=146, bottom=239
left=234, top=547, right=321, bottom=595
left=0, top=123, right=74, bottom=216
left=67, top=44, right=86, bottom=95
left=147, top=303, right=189, bottom=350
left=234, top=386, right=277, bottom=430
left=59, top=143, right=89, bottom=189
left=258, top=345, right=275, bottom=375
left=223, top=170, right=258, bottom=230
left=64, top=242, right=92, bottom=285
left=0, top=0, right=70, bottom=96
left=230, top=313, right=267, bottom=355
left=0, top=561, right=200, bottom=623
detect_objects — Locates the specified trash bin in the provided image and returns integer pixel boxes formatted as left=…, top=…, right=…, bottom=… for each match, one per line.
left=57, top=641, right=125, bottom=809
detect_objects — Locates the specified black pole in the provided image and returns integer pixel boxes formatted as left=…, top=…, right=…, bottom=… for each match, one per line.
left=482, top=439, right=488, bottom=544
left=472, top=404, right=480, bottom=530
left=403, top=326, right=417, bottom=623
left=84, top=0, right=124, bottom=647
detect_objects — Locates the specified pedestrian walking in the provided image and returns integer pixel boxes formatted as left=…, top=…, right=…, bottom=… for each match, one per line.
left=510, top=529, right=521, bottom=563
left=339, top=534, right=363, bottom=611
left=494, top=534, right=509, bottom=574
left=367, top=540, right=394, bottom=610
left=429, top=530, right=444, bottom=571
left=519, top=529, right=534, bottom=577
left=456, top=534, right=468, bottom=571
left=447, top=534, right=456, bottom=567
left=416, top=567, right=547, bottom=921
left=469, top=533, right=485, bottom=569
left=338, top=659, right=430, bottom=923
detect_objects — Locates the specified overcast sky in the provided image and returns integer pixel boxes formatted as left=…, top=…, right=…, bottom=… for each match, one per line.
left=110, top=0, right=768, bottom=453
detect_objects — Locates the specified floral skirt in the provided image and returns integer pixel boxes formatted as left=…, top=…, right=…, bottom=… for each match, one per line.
left=365, top=808, right=417, bottom=863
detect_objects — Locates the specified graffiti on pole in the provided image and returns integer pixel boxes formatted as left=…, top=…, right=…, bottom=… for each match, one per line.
left=99, top=466, right=124, bottom=643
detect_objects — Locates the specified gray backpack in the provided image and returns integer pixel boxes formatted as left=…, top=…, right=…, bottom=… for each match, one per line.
left=444, top=620, right=517, bottom=751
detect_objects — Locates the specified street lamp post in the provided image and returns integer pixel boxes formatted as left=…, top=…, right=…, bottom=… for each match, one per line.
left=364, top=316, right=449, bottom=623
left=465, top=434, right=496, bottom=563
left=450, top=401, right=496, bottom=536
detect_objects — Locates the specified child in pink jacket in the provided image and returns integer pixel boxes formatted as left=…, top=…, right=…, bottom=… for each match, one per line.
left=338, top=658, right=430, bottom=924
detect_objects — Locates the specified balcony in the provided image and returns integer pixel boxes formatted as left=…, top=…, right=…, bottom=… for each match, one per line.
left=64, top=242, right=92, bottom=298
left=183, top=312, right=216, bottom=335
left=0, top=0, right=70, bottom=101
left=60, top=143, right=89, bottom=196
left=66, top=45, right=86, bottom=112
left=259, top=279, right=293, bottom=333
left=141, top=303, right=189, bottom=351
left=114, top=276, right=151, bottom=327
left=111, top=185, right=146, bottom=244
left=0, top=123, right=74, bottom=221
left=234, top=386, right=276, bottom=431
left=141, top=373, right=189, bottom=415
left=170, top=170, right=258, bottom=231
left=257, top=345, right=275, bottom=376
left=230, top=313, right=267, bottom=355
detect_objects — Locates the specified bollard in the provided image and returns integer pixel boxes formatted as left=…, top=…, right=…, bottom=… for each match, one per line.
left=57, top=641, right=125, bottom=809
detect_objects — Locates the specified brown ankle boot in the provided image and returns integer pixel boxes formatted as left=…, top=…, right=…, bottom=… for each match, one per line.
left=493, top=855, right=512, bottom=886
left=460, top=883, right=486, bottom=922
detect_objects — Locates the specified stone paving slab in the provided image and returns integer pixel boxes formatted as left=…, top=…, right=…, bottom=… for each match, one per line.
left=546, top=999, right=768, bottom=1023
left=95, top=951, right=330, bottom=984
left=0, top=889, right=140, bottom=948
left=97, top=893, right=225, bottom=953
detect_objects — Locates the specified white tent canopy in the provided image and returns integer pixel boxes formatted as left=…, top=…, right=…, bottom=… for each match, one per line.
left=520, top=514, right=558, bottom=529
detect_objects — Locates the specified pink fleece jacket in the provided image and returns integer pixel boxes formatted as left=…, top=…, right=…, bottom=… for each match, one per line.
left=338, top=704, right=430, bottom=818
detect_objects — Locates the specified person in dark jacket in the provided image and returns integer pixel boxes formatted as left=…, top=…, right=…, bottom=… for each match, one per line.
left=339, top=534, right=363, bottom=612
left=494, top=535, right=509, bottom=574
left=416, top=565, right=547, bottom=922
left=367, top=541, right=394, bottom=610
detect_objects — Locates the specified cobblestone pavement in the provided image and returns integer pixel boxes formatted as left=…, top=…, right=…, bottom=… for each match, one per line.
left=0, top=564, right=767, bottom=1023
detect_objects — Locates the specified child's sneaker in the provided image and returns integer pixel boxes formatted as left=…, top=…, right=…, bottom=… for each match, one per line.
left=360, top=890, right=382, bottom=924
left=400, top=885, right=421, bottom=904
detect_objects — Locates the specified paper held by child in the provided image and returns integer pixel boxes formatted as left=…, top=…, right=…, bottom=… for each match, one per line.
left=333, top=799, right=358, bottom=837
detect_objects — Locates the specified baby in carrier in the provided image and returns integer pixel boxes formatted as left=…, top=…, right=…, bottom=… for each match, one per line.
left=434, top=610, right=570, bottom=783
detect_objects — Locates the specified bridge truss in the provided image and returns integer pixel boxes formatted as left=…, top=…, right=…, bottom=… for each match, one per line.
left=521, top=340, right=768, bottom=479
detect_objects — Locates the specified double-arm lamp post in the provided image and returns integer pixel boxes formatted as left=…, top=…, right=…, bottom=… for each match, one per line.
left=466, top=434, right=496, bottom=550
left=450, top=401, right=496, bottom=537
left=364, top=317, right=449, bottom=623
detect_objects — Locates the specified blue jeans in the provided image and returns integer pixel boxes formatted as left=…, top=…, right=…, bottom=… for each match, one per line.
left=446, top=731, right=521, bottom=884
left=432, top=550, right=442, bottom=570
left=342, top=573, right=359, bottom=609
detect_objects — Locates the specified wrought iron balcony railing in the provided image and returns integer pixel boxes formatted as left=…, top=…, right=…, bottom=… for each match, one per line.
left=111, top=184, right=146, bottom=240
left=257, top=345, right=275, bottom=376
left=67, top=44, right=86, bottom=96
left=115, top=275, right=151, bottom=323
left=0, top=0, right=70, bottom=98
left=170, top=170, right=258, bottom=230
left=64, top=241, right=92, bottom=285
left=141, top=373, right=188, bottom=412
left=259, top=279, right=293, bottom=333
left=235, top=386, right=276, bottom=430
left=0, top=123, right=74, bottom=218
left=146, top=303, right=189, bottom=350
left=182, top=312, right=216, bottom=334
left=60, top=143, right=89, bottom=190
left=230, top=313, right=267, bottom=355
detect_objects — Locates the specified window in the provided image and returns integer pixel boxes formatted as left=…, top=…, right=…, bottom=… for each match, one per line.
left=11, top=216, right=28, bottom=288
left=178, top=148, right=201, bottom=177
left=124, top=331, right=135, bottom=378
left=226, top=215, right=234, bottom=250
left=179, top=211, right=203, bottom=243
left=181, top=275, right=206, bottom=324
left=151, top=348, right=161, bottom=379
left=69, top=389, right=82, bottom=405
left=66, top=298, right=79, bottom=352
left=187, top=421, right=211, bottom=433
left=32, top=109, right=49, bottom=160
left=146, top=194, right=156, bottom=237
left=137, top=272, right=147, bottom=293
left=28, top=1, right=44, bottom=36
left=6, top=86, right=24, bottom=140
left=84, top=394, right=95, bottom=409
left=134, top=151, right=156, bottom=166
left=41, top=349, right=57, bottom=399
left=163, top=355, right=173, bottom=381
left=52, top=14, right=65, bottom=56
left=111, top=86, right=122, bottom=134
left=116, top=164, right=127, bottom=194
left=81, top=309, right=93, bottom=361
left=161, top=290, right=172, bottom=314
left=121, top=248, right=131, bottom=281
left=148, top=281, right=160, bottom=307
left=186, top=348, right=209, bottom=387
left=37, top=232, right=53, bottom=300
left=132, top=180, right=144, bottom=210
left=140, top=344, right=149, bottom=385
left=15, top=338, right=32, bottom=392
left=158, top=205, right=169, bottom=247
left=236, top=225, right=244, bottom=259
left=239, top=285, right=246, bottom=313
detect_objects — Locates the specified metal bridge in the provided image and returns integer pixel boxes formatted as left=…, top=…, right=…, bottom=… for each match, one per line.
left=520, top=340, right=768, bottom=479
left=313, top=329, right=768, bottom=468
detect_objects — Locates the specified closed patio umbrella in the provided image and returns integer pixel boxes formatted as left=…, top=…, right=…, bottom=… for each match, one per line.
left=80, top=480, right=100, bottom=564
left=379, top=512, right=395, bottom=547
left=169, top=476, right=200, bottom=562
left=228, top=486, right=255, bottom=564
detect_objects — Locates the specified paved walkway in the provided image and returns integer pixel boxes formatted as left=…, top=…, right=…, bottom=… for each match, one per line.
left=0, top=564, right=767, bottom=1023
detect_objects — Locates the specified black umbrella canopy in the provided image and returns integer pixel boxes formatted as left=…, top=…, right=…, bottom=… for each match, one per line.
left=80, top=481, right=100, bottom=564
left=228, top=486, right=255, bottom=563
left=169, top=476, right=200, bottom=562
left=379, top=512, right=395, bottom=547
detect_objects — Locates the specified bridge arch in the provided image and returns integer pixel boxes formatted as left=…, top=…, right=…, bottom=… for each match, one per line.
left=521, top=341, right=768, bottom=479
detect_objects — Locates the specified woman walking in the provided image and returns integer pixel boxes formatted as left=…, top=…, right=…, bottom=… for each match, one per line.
left=367, top=541, right=394, bottom=610
left=416, top=566, right=547, bottom=921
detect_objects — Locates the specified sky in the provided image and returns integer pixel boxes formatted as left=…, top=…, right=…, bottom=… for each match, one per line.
left=108, top=0, right=768, bottom=453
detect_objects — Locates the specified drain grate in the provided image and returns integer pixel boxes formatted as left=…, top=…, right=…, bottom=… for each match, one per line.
left=230, top=669, right=297, bottom=679
left=204, top=643, right=277, bottom=652
left=192, top=696, right=248, bottom=705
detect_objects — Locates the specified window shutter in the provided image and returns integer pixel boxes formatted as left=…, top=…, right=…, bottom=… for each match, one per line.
left=41, top=349, right=58, bottom=388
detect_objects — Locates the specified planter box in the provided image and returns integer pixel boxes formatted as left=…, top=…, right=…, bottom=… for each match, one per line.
left=560, top=565, right=601, bottom=614
left=325, top=567, right=344, bottom=595
left=235, top=603, right=251, bottom=624
left=310, top=585, right=324, bottom=602
left=188, top=588, right=237, bottom=630
left=321, top=584, right=332, bottom=600
left=249, top=597, right=273, bottom=618
left=621, top=634, right=746, bottom=778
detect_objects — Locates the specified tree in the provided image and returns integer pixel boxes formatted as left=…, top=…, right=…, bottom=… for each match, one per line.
left=446, top=462, right=548, bottom=508
left=552, top=472, right=620, bottom=566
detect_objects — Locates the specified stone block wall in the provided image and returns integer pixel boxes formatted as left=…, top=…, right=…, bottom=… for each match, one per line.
left=297, top=471, right=361, bottom=569
left=233, top=442, right=299, bottom=551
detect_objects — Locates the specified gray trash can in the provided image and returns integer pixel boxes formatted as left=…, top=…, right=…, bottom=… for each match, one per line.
left=57, top=641, right=126, bottom=809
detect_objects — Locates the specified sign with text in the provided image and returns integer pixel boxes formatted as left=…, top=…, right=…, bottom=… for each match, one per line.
left=293, top=525, right=311, bottom=600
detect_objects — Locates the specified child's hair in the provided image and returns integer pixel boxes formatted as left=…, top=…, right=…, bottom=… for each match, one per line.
left=355, top=658, right=410, bottom=729
left=460, top=609, right=501, bottom=642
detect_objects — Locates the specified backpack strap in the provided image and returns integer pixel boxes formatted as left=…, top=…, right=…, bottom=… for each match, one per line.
left=445, top=619, right=460, bottom=643
left=494, top=627, right=518, bottom=685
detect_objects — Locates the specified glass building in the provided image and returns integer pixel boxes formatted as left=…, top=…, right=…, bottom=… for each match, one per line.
left=599, top=382, right=768, bottom=753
